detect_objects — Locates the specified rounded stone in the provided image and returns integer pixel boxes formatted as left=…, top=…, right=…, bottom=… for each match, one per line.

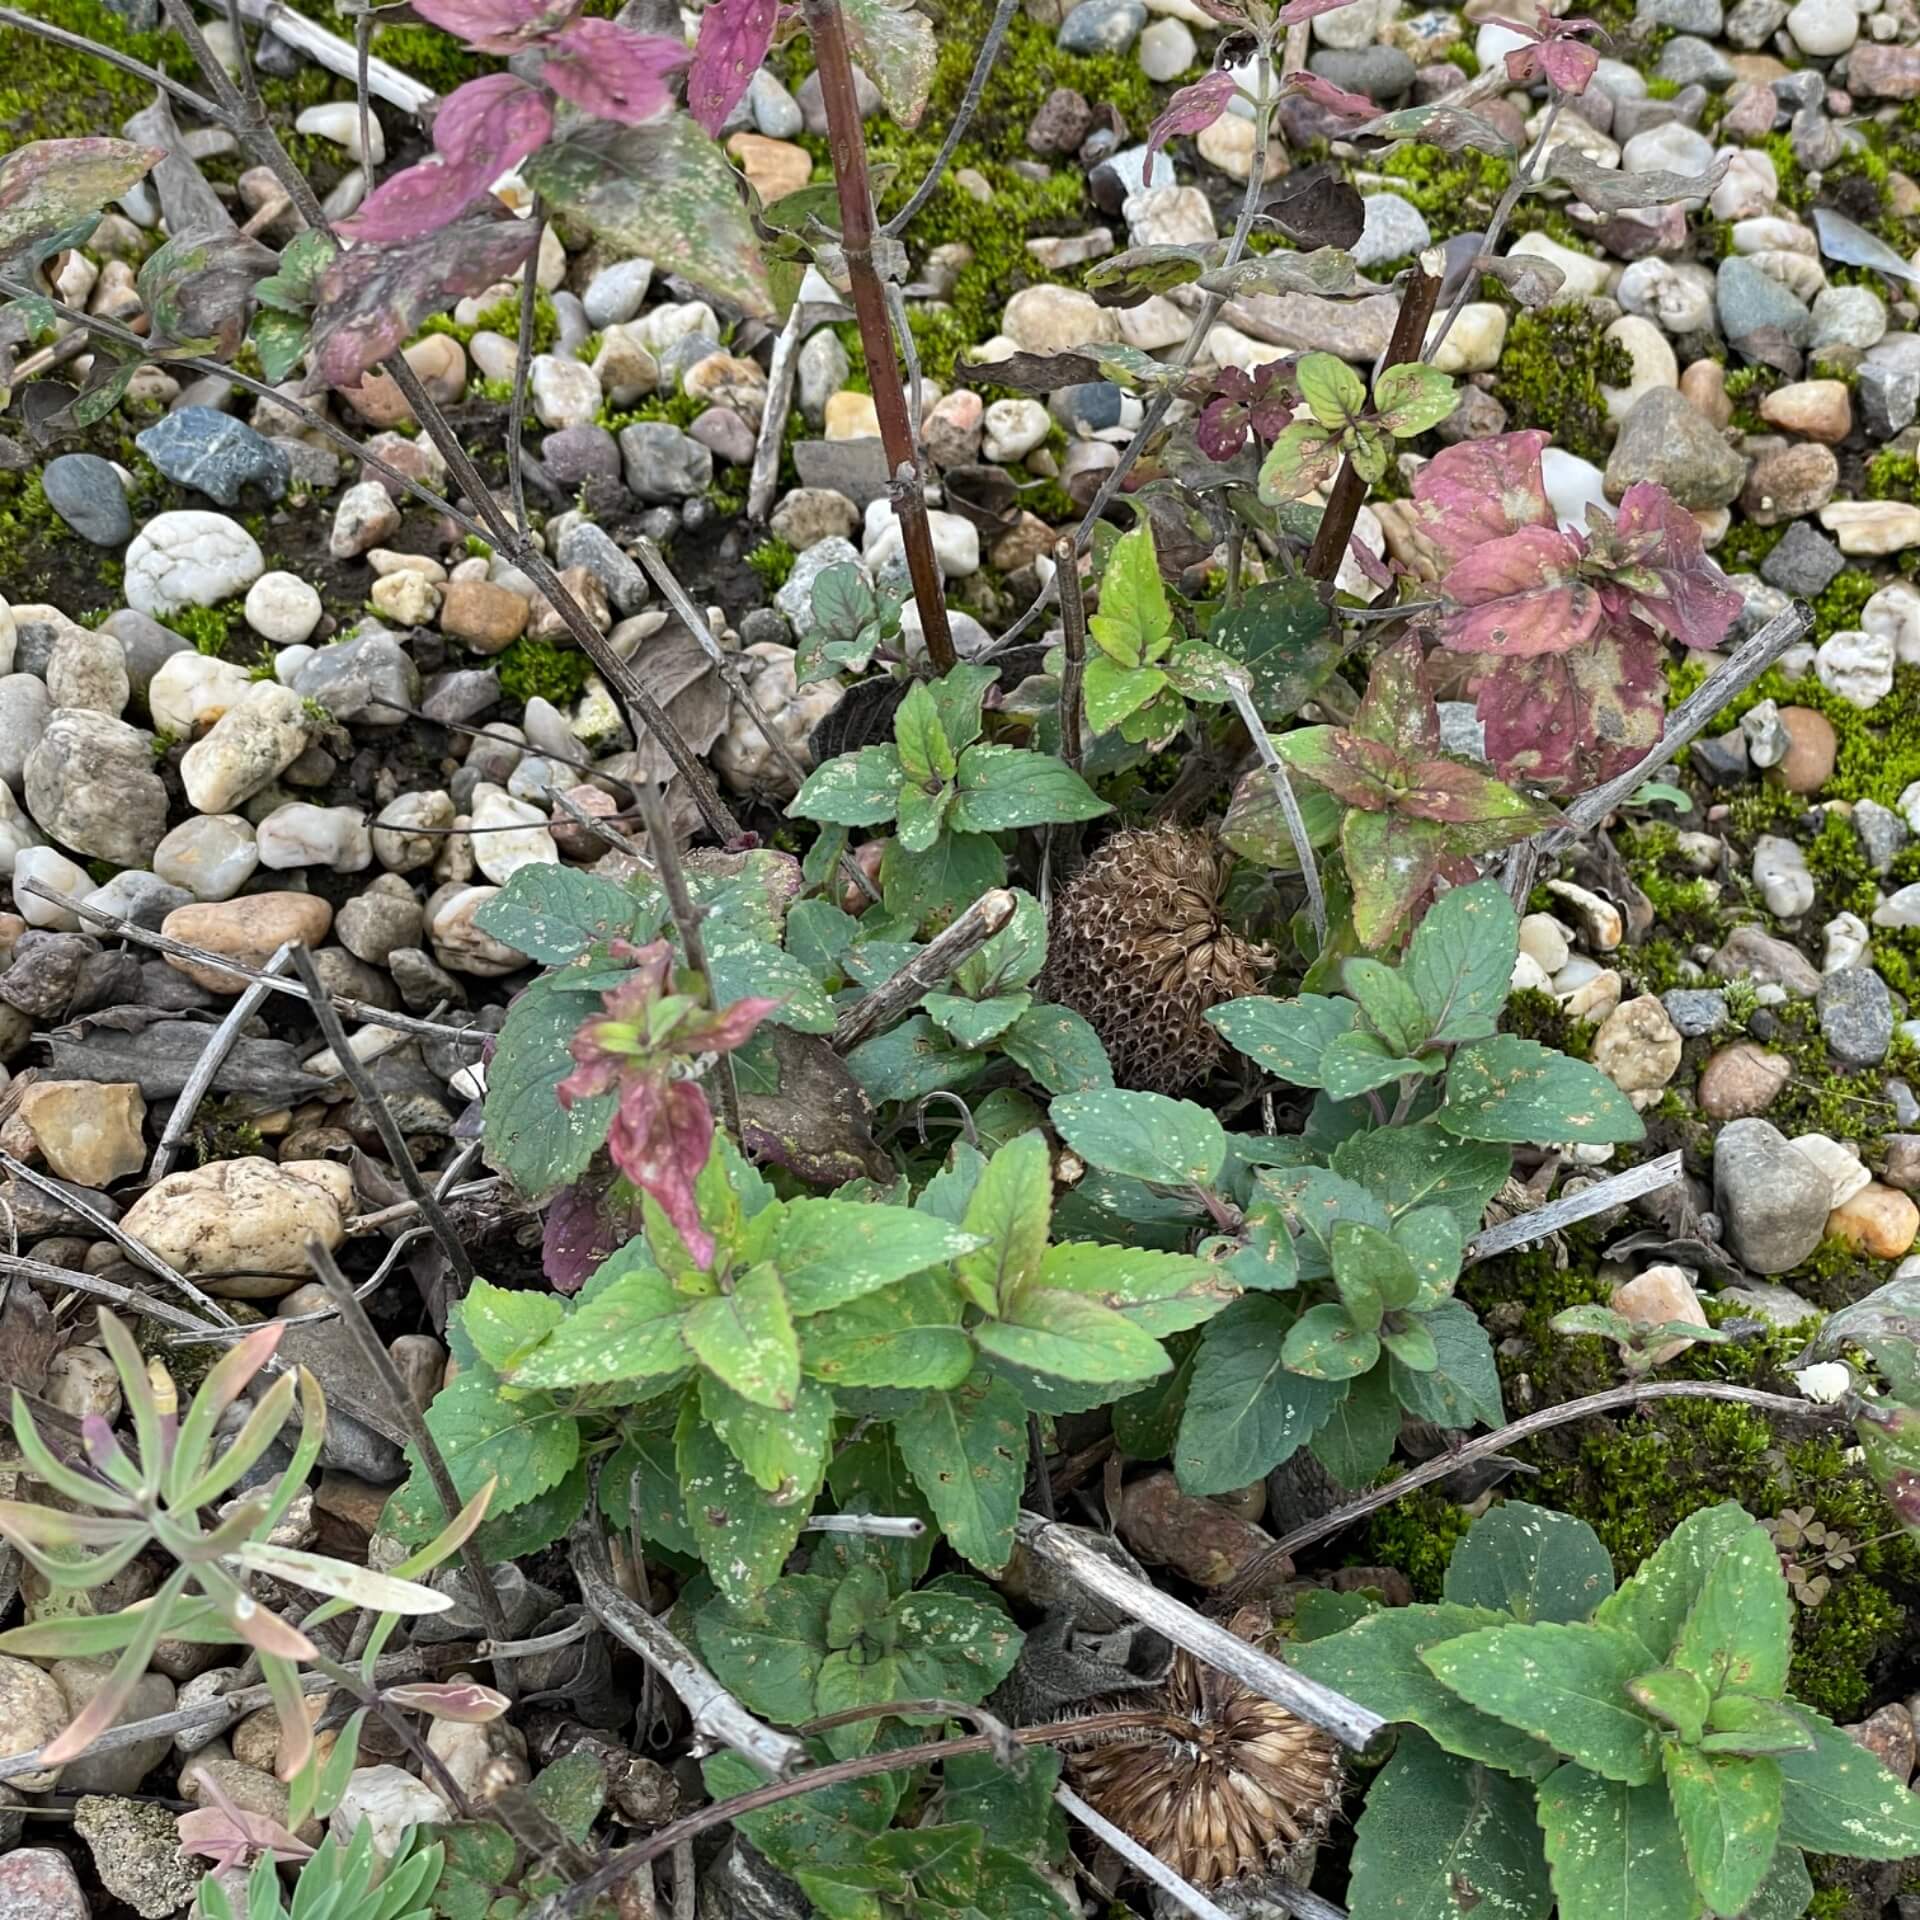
left=41, top=453, right=131, bottom=547
left=1770, top=706, right=1838, bottom=791
left=1698, top=1042, right=1793, bottom=1119
left=153, top=813, right=260, bottom=902
left=23, top=709, right=169, bottom=866
left=245, top=571, right=324, bottom=644
left=119, top=1156, right=354, bottom=1294
left=123, top=511, right=265, bottom=617
left=161, top=892, right=334, bottom=993
left=1714, top=1116, right=1835, bottom=1273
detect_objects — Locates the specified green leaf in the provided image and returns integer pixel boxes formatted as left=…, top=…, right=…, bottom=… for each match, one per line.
left=250, top=308, right=311, bottom=383
left=603, top=1421, right=695, bottom=1555
left=1746, top=1845, right=1813, bottom=1920
left=696, top=1574, right=836, bottom=1724
left=1595, top=1504, right=1759, bottom=1669
left=1373, top=362, right=1460, bottom=438
left=1344, top=956, right=1433, bottom=1057
left=944, top=1749, right=1061, bottom=1857
left=1333, top=1219, right=1417, bottom=1319
left=894, top=681, right=957, bottom=787
left=1088, top=522, right=1173, bottom=668
left=677, top=1392, right=825, bottom=1603
left=895, top=779, right=953, bottom=855
left=1111, top=1343, right=1194, bottom=1458
left=1036, top=1242, right=1238, bottom=1336
left=927, top=663, right=1000, bottom=755
left=483, top=970, right=616, bottom=1199
left=839, top=0, right=938, bottom=125
left=1082, top=655, right=1168, bottom=736
left=844, top=1011, right=987, bottom=1107
left=385, top=1371, right=580, bottom=1545
left=702, top=1373, right=834, bottom=1496
left=1174, top=1295, right=1345, bottom=1494
left=801, top=1274, right=975, bottom=1391
left=1395, top=1206, right=1466, bottom=1309
left=1321, top=1028, right=1443, bottom=1100
left=976, top=1289, right=1172, bottom=1385
left=889, top=1584, right=1025, bottom=1707
left=893, top=1365, right=1027, bottom=1571
left=789, top=744, right=907, bottom=825
left=925, top=989, right=1030, bottom=1051
left=1348, top=1732, right=1552, bottom=1920
left=1629, top=1667, right=1711, bottom=1743
left=1206, top=994, right=1356, bottom=1088
left=1445, top=1502, right=1616, bottom=1626
left=511, top=1246, right=687, bottom=1390
left=999, top=1003, right=1114, bottom=1095
left=1204, top=579, right=1340, bottom=724
left=776, top=1199, right=981, bottom=1316
left=1422, top=1623, right=1662, bottom=1785
left=682, top=1265, right=801, bottom=1410
left=705, top=1746, right=901, bottom=1876
left=473, top=864, right=654, bottom=964
left=949, top=746, right=1110, bottom=834
left=1050, top=1089, right=1227, bottom=1189
left=1310, top=1361, right=1402, bottom=1485
left=705, top=931, right=838, bottom=1036
left=1291, top=1602, right=1559, bottom=1779
left=1662, top=1745, right=1782, bottom=1916
left=1264, top=1165, right=1391, bottom=1281
left=1391, top=1297, right=1504, bottom=1432
left=881, top=831, right=1008, bottom=935
left=1777, top=1707, right=1920, bottom=1857
left=1296, top=349, right=1368, bottom=427
left=954, top=889, right=1049, bottom=998
left=1439, top=1036, right=1647, bottom=1146
left=1332, top=1125, right=1510, bottom=1238
left=457, top=1279, right=567, bottom=1376
left=821, top=1429, right=935, bottom=1589
left=1536, top=1765, right=1700, bottom=1920
left=1382, top=1315, right=1440, bottom=1372
left=955, top=1131, right=1054, bottom=1315
left=469, top=1455, right=589, bottom=1560
left=1700, top=1696, right=1816, bottom=1757
left=1282, top=1301, right=1380, bottom=1381
left=1405, top=878, right=1519, bottom=1044
left=1671, top=1515, right=1792, bottom=1702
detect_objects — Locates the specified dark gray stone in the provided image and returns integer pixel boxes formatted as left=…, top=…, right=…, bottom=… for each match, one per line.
left=99, top=609, right=192, bottom=698
left=1760, top=521, right=1846, bottom=596
left=1638, top=0, right=1721, bottom=31
left=1717, top=255, right=1814, bottom=350
left=556, top=521, right=649, bottom=613
left=1050, top=381, right=1127, bottom=435
left=41, top=454, right=132, bottom=547
left=1057, top=0, right=1147, bottom=53
left=1655, top=34, right=1733, bottom=86
left=792, top=436, right=892, bottom=510
left=1308, top=45, right=1417, bottom=100
left=1605, top=387, right=1747, bottom=508
left=1725, top=0, right=1788, bottom=44
left=134, top=407, right=289, bottom=507
left=1662, top=988, right=1729, bottom=1037
left=421, top=667, right=501, bottom=725
left=290, top=630, right=419, bottom=726
left=1714, top=1116, right=1832, bottom=1274
left=1862, top=362, right=1920, bottom=440
left=1819, top=965, right=1894, bottom=1066
left=1692, top=731, right=1751, bottom=785
left=542, top=423, right=623, bottom=487
left=1856, top=798, right=1910, bottom=874
left=618, top=421, right=714, bottom=502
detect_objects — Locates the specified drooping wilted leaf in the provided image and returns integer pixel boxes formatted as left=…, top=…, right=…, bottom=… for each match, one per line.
left=1479, top=252, right=1566, bottom=308
left=1095, top=343, right=1197, bottom=392
left=735, top=1026, right=891, bottom=1186
left=1474, top=627, right=1665, bottom=791
left=1546, top=145, right=1727, bottom=212
left=138, top=227, right=278, bottom=359
left=942, top=464, right=1023, bottom=536
left=1346, top=102, right=1516, bottom=157
left=840, top=0, right=938, bottom=128
left=526, top=115, right=774, bottom=318
left=310, top=204, right=540, bottom=386
left=1262, top=168, right=1365, bottom=249
left=0, top=138, right=160, bottom=278
left=1085, top=243, right=1217, bottom=307
left=953, top=348, right=1105, bottom=392
left=1203, top=247, right=1368, bottom=304
left=1811, top=205, right=1920, bottom=288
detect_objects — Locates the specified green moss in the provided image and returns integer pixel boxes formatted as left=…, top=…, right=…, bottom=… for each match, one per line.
left=602, top=390, right=705, bottom=433
left=1490, top=304, right=1633, bottom=462
left=420, top=291, right=559, bottom=354
left=1813, top=569, right=1878, bottom=641
left=1867, top=450, right=1920, bottom=502
left=747, top=538, right=798, bottom=592
left=1438, top=40, right=1479, bottom=72
left=1377, top=145, right=1515, bottom=244
left=166, top=602, right=248, bottom=659
left=497, top=635, right=592, bottom=708
left=1643, top=74, right=1681, bottom=99
left=1358, top=1487, right=1472, bottom=1600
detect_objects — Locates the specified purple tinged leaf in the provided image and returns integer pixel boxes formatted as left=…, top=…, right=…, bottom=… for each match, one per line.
left=384, top=1680, right=512, bottom=1721
left=0, top=139, right=162, bottom=276
left=1506, top=37, right=1599, bottom=92
left=610, top=1077, right=717, bottom=1267
left=310, top=203, right=540, bottom=387
left=688, top=0, right=780, bottom=135
left=839, top=0, right=939, bottom=129
left=1277, top=0, right=1372, bottom=20
left=411, top=0, right=582, bottom=52
left=1595, top=482, right=1744, bottom=652
left=542, top=1177, right=641, bottom=1293
left=1343, top=808, right=1451, bottom=949
left=541, top=20, right=690, bottom=125
left=1413, top=428, right=1556, bottom=567
left=1349, top=632, right=1441, bottom=754
left=341, top=74, right=553, bottom=244
left=1474, top=628, right=1666, bottom=790
left=1438, top=526, right=1601, bottom=657
left=1146, top=70, right=1237, bottom=167
left=1345, top=101, right=1517, bottom=157
left=1278, top=69, right=1379, bottom=123
left=1397, top=758, right=1561, bottom=838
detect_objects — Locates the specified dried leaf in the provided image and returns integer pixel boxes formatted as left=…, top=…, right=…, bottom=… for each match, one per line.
left=1474, top=627, right=1665, bottom=789
left=310, top=203, right=540, bottom=386
left=737, top=1026, right=890, bottom=1186
left=1085, top=242, right=1216, bottom=306
left=1262, top=167, right=1366, bottom=249
left=137, top=227, right=277, bottom=358
left=1479, top=251, right=1566, bottom=308
left=840, top=0, right=938, bottom=129
left=1811, top=205, right=1920, bottom=288
left=955, top=348, right=1105, bottom=391
left=942, top=464, right=1024, bottom=535
left=1346, top=101, right=1516, bottom=156
left=688, top=0, right=781, bottom=135
left=1201, top=246, right=1364, bottom=299
left=1546, top=145, right=1727, bottom=212
left=525, top=116, right=775, bottom=318
left=0, top=138, right=160, bottom=278
left=1278, top=68, right=1378, bottom=126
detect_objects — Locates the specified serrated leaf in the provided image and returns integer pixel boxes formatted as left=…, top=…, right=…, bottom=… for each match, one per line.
left=1321, top=1028, right=1443, bottom=1100
left=696, top=1573, right=835, bottom=1725
left=1000, top=1003, right=1114, bottom=1094
left=775, top=1198, right=981, bottom=1315
left=1630, top=1666, right=1711, bottom=1742
left=1438, top=1035, right=1647, bottom=1146
left=1050, top=1089, right=1226, bottom=1189
left=484, top=970, right=617, bottom=1200
left=1282, top=1301, right=1380, bottom=1380
left=948, top=745, right=1109, bottom=834
left=385, top=1372, right=580, bottom=1546
left=1207, top=993, right=1356, bottom=1088
left=1205, top=579, right=1341, bottom=724
left=458, top=1279, right=567, bottom=1375
left=1536, top=1765, right=1699, bottom=1920
left=892, top=1366, right=1026, bottom=1571
left=682, top=1265, right=800, bottom=1410
left=509, top=1245, right=687, bottom=1389
left=955, top=1131, right=1053, bottom=1315
left=1405, top=878, right=1519, bottom=1043
left=1036, top=1242, right=1237, bottom=1336
left=976, top=1289, right=1172, bottom=1385
left=1594, top=1504, right=1759, bottom=1668
left=678, top=1393, right=825, bottom=1603
left=1344, top=955, right=1433, bottom=1057
left=706, top=1746, right=902, bottom=1875
left=1088, top=522, right=1173, bottom=669
left=1310, top=1360, right=1401, bottom=1484
left=702, top=1372, right=835, bottom=1495
left=1423, top=1623, right=1661, bottom=1785
left=801, top=1273, right=974, bottom=1391
left=1671, top=1516, right=1792, bottom=1703
left=1445, top=1502, right=1615, bottom=1626
left=1331, top=1125, right=1510, bottom=1237
left=840, top=0, right=937, bottom=126
left=1777, top=1707, right=1920, bottom=1857
left=1663, top=1745, right=1782, bottom=1916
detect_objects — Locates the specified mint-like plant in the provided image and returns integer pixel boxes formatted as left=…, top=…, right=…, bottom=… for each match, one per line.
left=1257, top=352, right=1458, bottom=502
left=1293, top=1501, right=1920, bottom=1920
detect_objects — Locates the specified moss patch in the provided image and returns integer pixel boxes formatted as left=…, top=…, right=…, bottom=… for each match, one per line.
left=497, top=635, right=592, bottom=708
left=1490, top=304, right=1633, bottom=462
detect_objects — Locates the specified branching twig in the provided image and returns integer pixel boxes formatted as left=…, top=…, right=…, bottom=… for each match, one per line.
left=569, top=1519, right=807, bottom=1777
left=288, top=944, right=476, bottom=1292
left=832, top=888, right=1018, bottom=1050
left=878, top=0, right=1019, bottom=236
left=1226, top=676, right=1325, bottom=946
left=1056, top=1785, right=1255, bottom=1920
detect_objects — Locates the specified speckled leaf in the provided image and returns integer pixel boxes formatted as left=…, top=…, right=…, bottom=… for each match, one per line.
left=0, top=139, right=160, bottom=278
left=248, top=309, right=309, bottom=383
left=1404, top=877, right=1518, bottom=1044
left=484, top=969, right=617, bottom=1199
left=1672, top=1514, right=1791, bottom=1700
left=1778, top=1708, right=1920, bottom=1855
left=1202, top=246, right=1363, bottom=300
left=774, top=1197, right=981, bottom=1315
left=139, top=228, right=278, bottom=359
left=384, top=1372, right=579, bottom=1544
left=1412, top=428, right=1554, bottom=568
left=1536, top=1766, right=1699, bottom=1920
left=1084, top=242, right=1215, bottom=305
left=475, top=863, right=655, bottom=963
left=1174, top=1295, right=1345, bottom=1493
left=524, top=116, right=774, bottom=318
left=310, top=204, right=539, bottom=386
left=892, top=1364, right=1027, bottom=1571
left=1475, top=628, right=1666, bottom=791
left=412, top=0, right=581, bottom=52
left=1349, top=1733, right=1553, bottom=1920
left=701, top=1372, right=834, bottom=1498
left=1207, top=993, right=1357, bottom=1087
left=1747, top=1845, right=1814, bottom=1920
left=1445, top=1501, right=1614, bottom=1625
left=1349, top=102, right=1515, bottom=155
left=1050, top=1089, right=1226, bottom=1187
left=689, top=0, right=781, bottom=133
left=681, top=1264, right=800, bottom=1410
left=1331, top=1126, right=1509, bottom=1236
left=1145, top=69, right=1237, bottom=165
left=706, top=1745, right=901, bottom=1874
left=1341, top=808, right=1451, bottom=949
left=1438, top=1035, right=1647, bottom=1147
left=1037, top=1242, right=1237, bottom=1336
left=1205, top=578, right=1339, bottom=722
left=678, top=1392, right=826, bottom=1603
left=1219, top=765, right=1342, bottom=873
left=999, top=1003, right=1113, bottom=1094
left=1663, top=1746, right=1782, bottom=1915
left=1547, top=144, right=1725, bottom=211
left=839, top=0, right=937, bottom=128
left=1392, top=1298, right=1503, bottom=1430
left=1594, top=1503, right=1756, bottom=1668
left=1422, top=1623, right=1661, bottom=1784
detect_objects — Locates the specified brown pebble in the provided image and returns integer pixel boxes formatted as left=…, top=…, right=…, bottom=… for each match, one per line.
left=1883, top=1134, right=1920, bottom=1193
left=440, top=578, right=530, bottom=653
left=1846, top=1703, right=1916, bottom=1784
left=1828, top=1181, right=1920, bottom=1258
left=1697, top=1041, right=1793, bottom=1120
left=1769, top=706, right=1838, bottom=794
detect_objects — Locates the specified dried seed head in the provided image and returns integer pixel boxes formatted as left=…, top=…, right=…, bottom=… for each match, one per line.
left=1064, top=1608, right=1342, bottom=1890
left=1041, top=825, right=1270, bottom=1095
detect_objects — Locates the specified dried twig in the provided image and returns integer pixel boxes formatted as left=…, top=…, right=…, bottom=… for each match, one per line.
left=1464, top=1150, right=1683, bottom=1264
left=878, top=0, right=1018, bottom=236
left=1055, top=537, right=1087, bottom=777
left=230, top=0, right=436, bottom=111
left=508, top=199, right=547, bottom=538
left=306, top=1240, right=519, bottom=1687
left=0, top=1248, right=221, bottom=1340
left=748, top=303, right=807, bottom=524
left=288, top=944, right=476, bottom=1292
left=569, top=1518, right=808, bottom=1778
left=1013, top=1514, right=1383, bottom=1751
left=832, top=888, right=1018, bottom=1051
left=149, top=941, right=296, bottom=1184
left=1055, top=1786, right=1242, bottom=1920
left=1226, top=677, right=1325, bottom=946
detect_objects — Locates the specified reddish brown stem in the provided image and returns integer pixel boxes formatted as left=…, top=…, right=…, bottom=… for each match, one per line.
left=801, top=0, right=955, bottom=673
left=1304, top=264, right=1441, bottom=583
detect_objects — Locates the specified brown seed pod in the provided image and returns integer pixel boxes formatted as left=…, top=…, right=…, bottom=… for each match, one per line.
left=1040, top=825, right=1271, bottom=1095
left=1064, top=1608, right=1343, bottom=1890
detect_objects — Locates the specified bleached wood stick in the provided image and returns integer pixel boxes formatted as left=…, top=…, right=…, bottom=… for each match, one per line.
left=228, top=0, right=436, bottom=113
left=1465, top=1150, right=1683, bottom=1265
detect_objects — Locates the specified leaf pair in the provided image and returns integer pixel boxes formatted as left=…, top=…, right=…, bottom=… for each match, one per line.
left=1256, top=351, right=1457, bottom=503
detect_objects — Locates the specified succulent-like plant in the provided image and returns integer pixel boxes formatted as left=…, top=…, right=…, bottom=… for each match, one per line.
left=197, top=1819, right=443, bottom=1920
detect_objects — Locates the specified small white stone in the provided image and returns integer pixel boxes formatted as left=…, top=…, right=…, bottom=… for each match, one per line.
left=1787, top=0, right=1858, bottom=54
left=1792, top=1360, right=1852, bottom=1404
left=1789, top=1132, right=1872, bottom=1209
left=244, top=571, right=323, bottom=645
left=124, top=511, right=265, bottom=617
left=330, top=481, right=401, bottom=561
left=1518, top=912, right=1573, bottom=975
left=1137, top=15, right=1196, bottom=78
left=1602, top=315, right=1679, bottom=423
left=1864, top=581, right=1920, bottom=666
left=529, top=354, right=602, bottom=430
left=1824, top=910, right=1871, bottom=973
left=332, top=1764, right=447, bottom=1854
left=982, top=398, right=1050, bottom=464
left=1426, top=302, right=1507, bottom=374
left=296, top=100, right=385, bottom=164
left=470, top=783, right=557, bottom=884
left=14, top=846, right=87, bottom=929
left=153, top=814, right=260, bottom=902
left=1542, top=449, right=1609, bottom=532
left=370, top=569, right=440, bottom=627
left=1816, top=627, right=1896, bottom=708
left=256, top=803, right=372, bottom=873
left=1752, top=833, right=1816, bottom=917
left=1873, top=882, right=1920, bottom=928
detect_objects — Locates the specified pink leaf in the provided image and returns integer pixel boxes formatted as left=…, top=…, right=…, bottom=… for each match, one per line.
left=612, top=1078, right=717, bottom=1267
left=1278, top=68, right=1379, bottom=123
left=687, top=0, right=780, bottom=135
left=541, top=1178, right=639, bottom=1293
left=1348, top=533, right=1394, bottom=590
left=696, top=994, right=782, bottom=1053
left=411, top=0, right=582, bottom=52
left=1436, top=525, right=1601, bottom=656
left=1474, top=627, right=1665, bottom=789
left=542, top=20, right=690, bottom=125
left=1595, top=482, right=1744, bottom=652
left=1146, top=70, right=1237, bottom=167
left=1535, top=37, right=1600, bottom=91
left=1277, top=0, right=1369, bottom=21
left=1397, top=757, right=1561, bottom=838
left=1411, top=428, right=1556, bottom=567
left=385, top=1680, right=512, bottom=1722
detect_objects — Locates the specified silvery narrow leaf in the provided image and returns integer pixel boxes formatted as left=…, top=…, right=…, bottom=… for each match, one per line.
left=1200, top=247, right=1365, bottom=299
left=237, top=1541, right=455, bottom=1613
left=1812, top=206, right=1920, bottom=287
left=1547, top=146, right=1728, bottom=212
